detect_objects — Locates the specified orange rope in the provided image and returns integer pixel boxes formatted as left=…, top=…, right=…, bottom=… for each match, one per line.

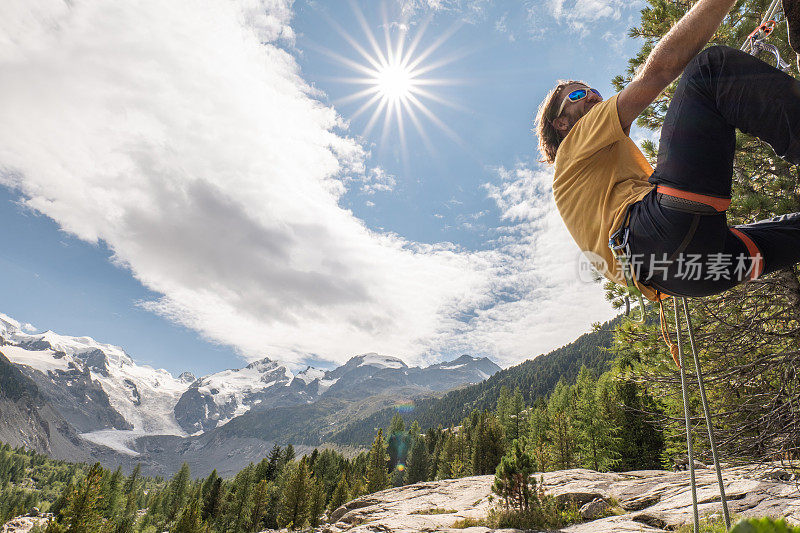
left=658, top=295, right=680, bottom=368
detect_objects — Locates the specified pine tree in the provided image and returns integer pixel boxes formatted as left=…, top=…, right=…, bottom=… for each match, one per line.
left=307, top=476, right=325, bottom=528
left=388, top=413, right=405, bottom=434
left=260, top=445, right=282, bottom=482
left=309, top=448, right=319, bottom=470
left=201, top=476, right=222, bottom=522
left=103, top=467, right=124, bottom=518
left=366, top=429, right=389, bottom=493
left=123, top=464, right=141, bottom=499
left=575, top=367, right=620, bottom=471
left=428, top=427, right=444, bottom=480
left=547, top=380, right=578, bottom=469
left=277, top=461, right=310, bottom=530
left=167, top=463, right=191, bottom=521
left=527, top=400, right=551, bottom=472
left=249, top=479, right=270, bottom=532
left=113, top=475, right=139, bottom=533
left=200, top=469, right=217, bottom=499
left=472, top=411, right=505, bottom=475
left=405, top=436, right=428, bottom=484
left=328, top=472, right=350, bottom=513
left=436, top=432, right=459, bottom=480
left=605, top=369, right=664, bottom=470
left=283, top=444, right=295, bottom=464
left=263, top=480, right=282, bottom=530
left=230, top=464, right=254, bottom=532
left=492, top=439, right=539, bottom=513
left=61, top=463, right=106, bottom=533
left=171, top=499, right=207, bottom=533
left=409, top=420, right=422, bottom=439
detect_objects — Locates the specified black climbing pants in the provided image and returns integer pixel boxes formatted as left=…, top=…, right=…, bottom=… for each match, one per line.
left=628, top=45, right=800, bottom=297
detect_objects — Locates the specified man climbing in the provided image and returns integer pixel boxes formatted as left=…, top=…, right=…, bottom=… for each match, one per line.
left=536, top=0, right=800, bottom=300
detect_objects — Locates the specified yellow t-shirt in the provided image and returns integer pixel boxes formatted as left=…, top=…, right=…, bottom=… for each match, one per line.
left=553, top=93, right=658, bottom=300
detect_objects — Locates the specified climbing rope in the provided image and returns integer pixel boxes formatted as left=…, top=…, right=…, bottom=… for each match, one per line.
left=674, top=299, right=700, bottom=532
left=681, top=298, right=731, bottom=530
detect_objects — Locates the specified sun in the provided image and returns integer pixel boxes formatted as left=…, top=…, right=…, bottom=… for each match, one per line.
left=321, top=4, right=464, bottom=154
left=375, top=62, right=414, bottom=103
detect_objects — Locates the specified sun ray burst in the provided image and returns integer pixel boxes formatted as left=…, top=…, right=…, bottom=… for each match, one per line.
left=325, top=2, right=466, bottom=157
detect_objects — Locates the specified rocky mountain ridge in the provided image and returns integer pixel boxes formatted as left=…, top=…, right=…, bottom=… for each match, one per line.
left=0, top=312, right=500, bottom=473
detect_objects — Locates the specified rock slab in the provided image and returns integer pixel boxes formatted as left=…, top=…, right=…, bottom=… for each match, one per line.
left=321, top=464, right=800, bottom=533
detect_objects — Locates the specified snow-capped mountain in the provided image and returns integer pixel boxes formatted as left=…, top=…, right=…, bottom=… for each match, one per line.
left=174, top=357, right=300, bottom=433
left=171, top=354, right=408, bottom=433
left=0, top=312, right=501, bottom=460
left=0, top=313, right=188, bottom=452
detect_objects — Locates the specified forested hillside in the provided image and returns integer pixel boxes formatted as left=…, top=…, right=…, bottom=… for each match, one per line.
left=330, top=316, right=622, bottom=445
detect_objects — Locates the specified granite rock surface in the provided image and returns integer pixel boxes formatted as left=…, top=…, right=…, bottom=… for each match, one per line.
left=322, top=464, right=800, bottom=533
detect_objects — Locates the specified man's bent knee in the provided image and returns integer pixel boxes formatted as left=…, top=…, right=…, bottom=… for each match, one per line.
left=681, top=45, right=739, bottom=86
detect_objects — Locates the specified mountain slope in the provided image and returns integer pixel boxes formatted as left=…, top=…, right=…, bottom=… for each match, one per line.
left=0, top=350, right=93, bottom=461
left=204, top=353, right=501, bottom=446
left=329, top=316, right=622, bottom=445
left=0, top=313, right=188, bottom=441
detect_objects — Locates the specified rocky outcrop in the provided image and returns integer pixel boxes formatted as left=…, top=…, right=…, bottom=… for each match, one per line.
left=1, top=514, right=51, bottom=533
left=323, top=465, right=800, bottom=533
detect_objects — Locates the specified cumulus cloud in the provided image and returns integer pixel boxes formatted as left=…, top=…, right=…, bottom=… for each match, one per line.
left=453, top=164, right=613, bottom=365
left=0, top=0, right=614, bottom=370
left=399, top=0, right=492, bottom=23
left=359, top=167, right=397, bottom=195
left=531, top=0, right=644, bottom=37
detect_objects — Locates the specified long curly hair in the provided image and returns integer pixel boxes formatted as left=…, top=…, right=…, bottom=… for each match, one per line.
left=534, top=79, right=585, bottom=165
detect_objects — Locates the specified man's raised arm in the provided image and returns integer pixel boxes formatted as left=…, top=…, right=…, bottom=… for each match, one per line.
left=617, top=0, right=738, bottom=131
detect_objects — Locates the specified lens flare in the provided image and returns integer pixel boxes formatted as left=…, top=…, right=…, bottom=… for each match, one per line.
left=394, top=402, right=414, bottom=413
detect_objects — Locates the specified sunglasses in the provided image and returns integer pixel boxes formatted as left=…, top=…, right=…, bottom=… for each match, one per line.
left=556, top=87, right=602, bottom=117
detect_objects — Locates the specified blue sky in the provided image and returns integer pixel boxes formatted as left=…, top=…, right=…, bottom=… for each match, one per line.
left=0, top=0, right=649, bottom=376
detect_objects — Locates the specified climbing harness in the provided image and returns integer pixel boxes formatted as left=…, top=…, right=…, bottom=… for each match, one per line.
left=742, top=0, right=793, bottom=72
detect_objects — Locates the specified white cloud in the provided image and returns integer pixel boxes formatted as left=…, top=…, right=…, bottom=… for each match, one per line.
left=530, top=0, right=644, bottom=37
left=0, top=0, right=615, bottom=370
left=456, top=164, right=614, bottom=366
left=399, top=0, right=492, bottom=23
left=360, top=167, right=397, bottom=195
left=0, top=0, right=487, bottom=366
left=495, top=13, right=516, bottom=42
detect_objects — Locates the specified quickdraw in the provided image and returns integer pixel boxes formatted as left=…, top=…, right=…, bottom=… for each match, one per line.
left=741, top=0, right=793, bottom=72
left=608, top=222, right=646, bottom=324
